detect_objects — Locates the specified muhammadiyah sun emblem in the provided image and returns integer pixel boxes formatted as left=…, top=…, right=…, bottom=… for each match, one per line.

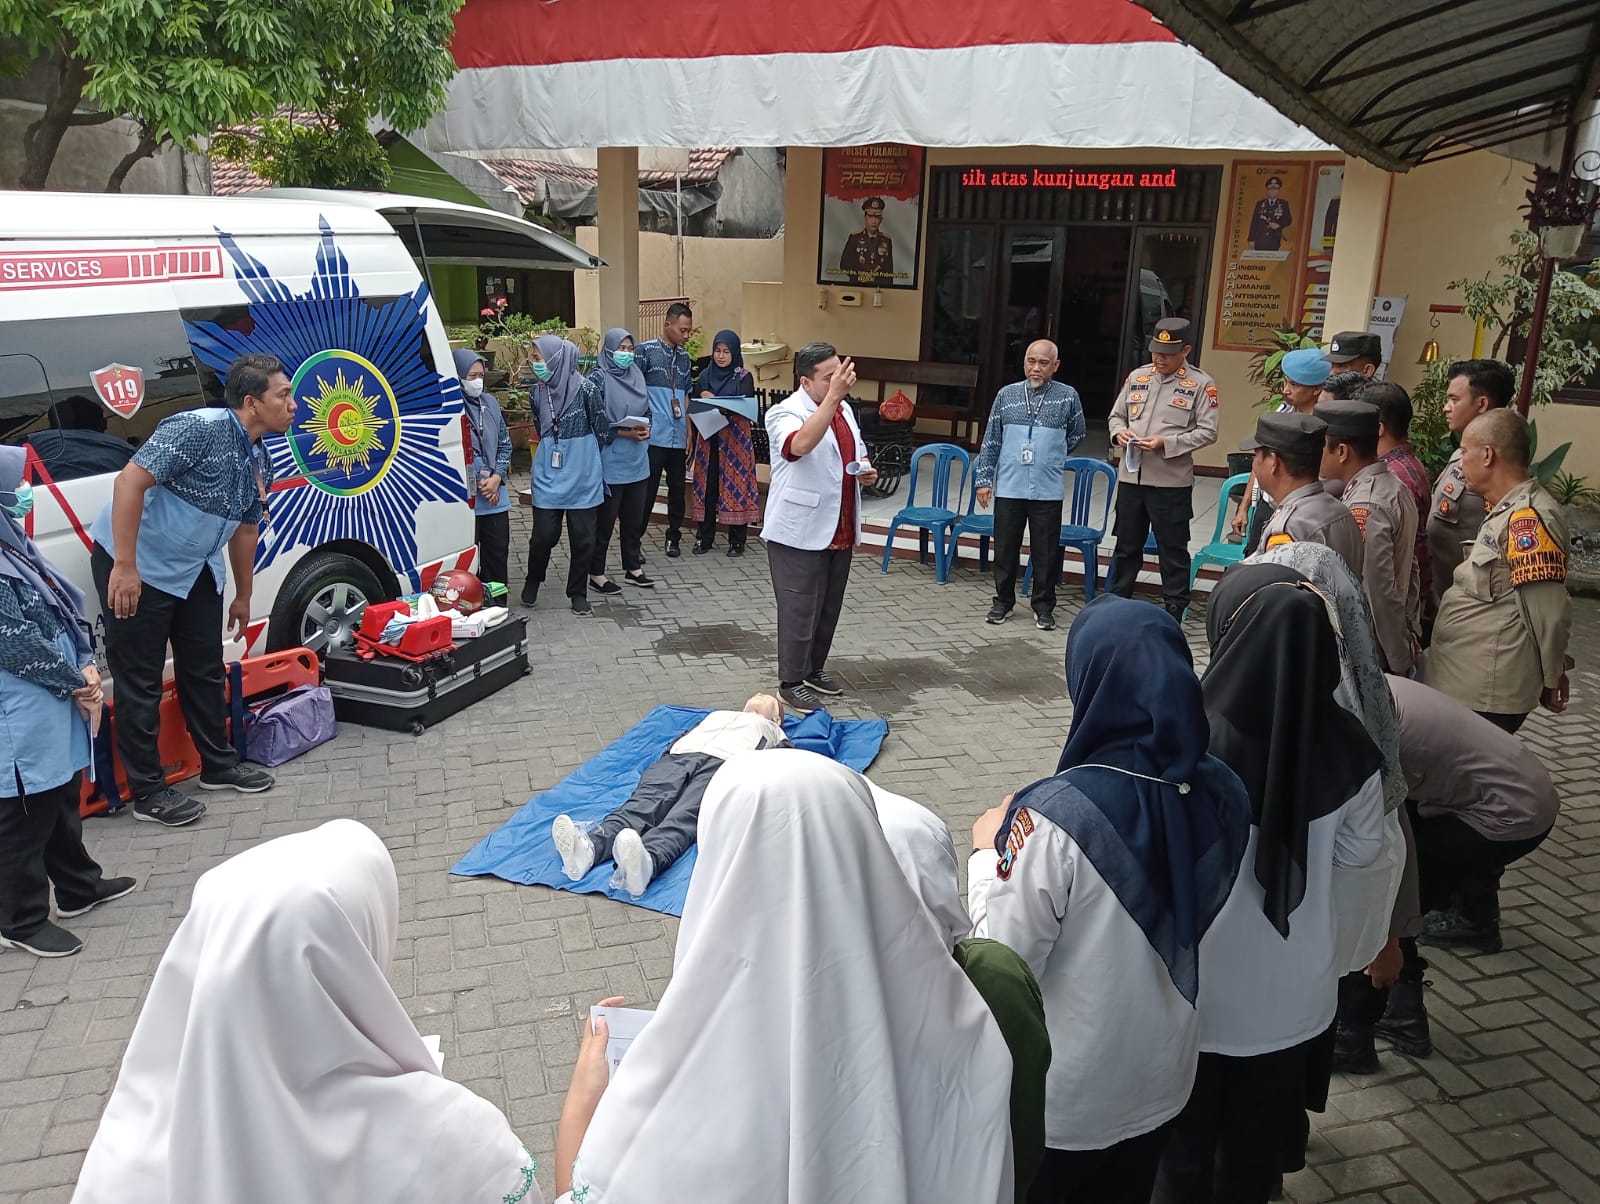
left=290, top=351, right=399, bottom=493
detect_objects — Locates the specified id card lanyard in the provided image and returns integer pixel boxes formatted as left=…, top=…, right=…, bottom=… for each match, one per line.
left=543, top=382, right=572, bottom=469
left=1020, top=385, right=1047, bottom=465
left=665, top=344, right=685, bottom=420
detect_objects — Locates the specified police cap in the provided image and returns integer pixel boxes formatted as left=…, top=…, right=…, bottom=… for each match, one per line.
left=1315, top=398, right=1381, bottom=441
left=862, top=197, right=886, bottom=215
left=1240, top=410, right=1327, bottom=456
left=1149, top=318, right=1193, bottom=354
left=1323, top=332, right=1383, bottom=365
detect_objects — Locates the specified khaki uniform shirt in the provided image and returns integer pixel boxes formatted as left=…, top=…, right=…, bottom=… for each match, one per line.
left=1261, top=480, right=1365, bottom=581
left=1425, top=448, right=1488, bottom=617
left=1422, top=478, right=1572, bottom=715
left=1107, top=362, right=1220, bottom=489
left=1343, top=461, right=1421, bottom=675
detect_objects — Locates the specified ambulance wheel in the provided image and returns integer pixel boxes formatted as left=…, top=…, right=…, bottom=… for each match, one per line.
left=269, top=552, right=385, bottom=656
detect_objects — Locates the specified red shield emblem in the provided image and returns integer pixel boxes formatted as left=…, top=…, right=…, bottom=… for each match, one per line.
left=90, top=363, right=145, bottom=419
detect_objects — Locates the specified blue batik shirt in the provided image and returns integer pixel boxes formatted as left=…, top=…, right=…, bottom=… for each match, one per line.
left=974, top=380, right=1087, bottom=501
left=635, top=338, right=692, bottom=451
left=90, top=408, right=265, bottom=599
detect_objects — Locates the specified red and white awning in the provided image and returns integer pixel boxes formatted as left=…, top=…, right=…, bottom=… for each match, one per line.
left=424, top=0, right=1330, bottom=155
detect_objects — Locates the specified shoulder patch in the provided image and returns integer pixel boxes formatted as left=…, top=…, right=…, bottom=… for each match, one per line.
left=1266, top=532, right=1295, bottom=549
left=1348, top=504, right=1370, bottom=536
left=1506, top=507, right=1566, bottom=586
left=995, top=807, right=1034, bottom=881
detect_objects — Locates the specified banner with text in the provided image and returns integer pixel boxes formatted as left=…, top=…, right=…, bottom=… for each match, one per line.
left=1215, top=160, right=1313, bottom=351
left=1299, top=162, right=1345, bottom=341
left=818, top=144, right=925, bottom=290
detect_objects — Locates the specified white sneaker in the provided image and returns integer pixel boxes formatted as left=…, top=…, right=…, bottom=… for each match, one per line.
left=552, top=815, right=595, bottom=881
left=611, top=829, right=655, bottom=899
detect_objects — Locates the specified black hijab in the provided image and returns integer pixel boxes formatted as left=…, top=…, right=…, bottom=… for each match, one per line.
left=1201, top=562, right=1383, bottom=937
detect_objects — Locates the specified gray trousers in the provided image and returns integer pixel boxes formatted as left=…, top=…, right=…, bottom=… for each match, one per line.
left=591, top=751, right=724, bottom=871
left=767, top=542, right=852, bottom=685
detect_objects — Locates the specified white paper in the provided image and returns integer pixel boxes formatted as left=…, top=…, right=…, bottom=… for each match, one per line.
left=421, top=1034, right=445, bottom=1072
left=691, top=408, right=729, bottom=439
left=589, top=1005, right=655, bottom=1079
left=612, top=415, right=651, bottom=429
left=1123, top=441, right=1142, bottom=474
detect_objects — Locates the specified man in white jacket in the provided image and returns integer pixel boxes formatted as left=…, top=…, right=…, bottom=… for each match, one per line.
left=763, top=342, right=878, bottom=712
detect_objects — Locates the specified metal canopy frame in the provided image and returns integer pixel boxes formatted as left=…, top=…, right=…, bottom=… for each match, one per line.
left=1141, top=0, right=1600, bottom=170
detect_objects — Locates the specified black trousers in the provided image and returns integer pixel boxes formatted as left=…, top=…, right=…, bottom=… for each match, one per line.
left=768, top=542, right=852, bottom=685
left=525, top=506, right=598, bottom=601
left=994, top=496, right=1063, bottom=613
left=1151, top=1044, right=1307, bottom=1204
left=1409, top=800, right=1550, bottom=923
left=1108, top=484, right=1193, bottom=609
left=0, top=774, right=105, bottom=939
left=591, top=751, right=723, bottom=870
left=591, top=479, right=651, bottom=576
left=696, top=437, right=748, bottom=550
left=1336, top=937, right=1424, bottom=1038
left=1476, top=710, right=1528, bottom=735
left=475, top=510, right=510, bottom=586
left=91, top=544, right=238, bottom=800
left=1243, top=498, right=1275, bottom=556
left=646, top=445, right=687, bottom=543
left=1028, top=1124, right=1172, bottom=1204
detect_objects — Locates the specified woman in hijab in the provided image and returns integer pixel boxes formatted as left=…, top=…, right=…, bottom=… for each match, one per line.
left=689, top=330, right=760, bottom=556
left=552, top=750, right=1016, bottom=1204
left=0, top=447, right=132, bottom=959
left=521, top=335, right=607, bottom=616
left=72, top=819, right=540, bottom=1204
left=452, top=348, right=514, bottom=588
left=970, top=595, right=1251, bottom=1204
left=1153, top=564, right=1387, bottom=1204
left=583, top=328, right=655, bottom=594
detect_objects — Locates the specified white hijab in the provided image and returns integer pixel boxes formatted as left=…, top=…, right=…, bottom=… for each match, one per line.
left=569, top=750, right=1015, bottom=1204
left=73, top=820, right=539, bottom=1204
left=869, top=780, right=971, bottom=951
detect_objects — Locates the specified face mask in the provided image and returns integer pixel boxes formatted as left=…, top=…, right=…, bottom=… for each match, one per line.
left=612, top=350, right=635, bottom=370
left=2, top=482, right=33, bottom=520
left=531, top=362, right=553, bottom=383
left=462, top=378, right=485, bottom=399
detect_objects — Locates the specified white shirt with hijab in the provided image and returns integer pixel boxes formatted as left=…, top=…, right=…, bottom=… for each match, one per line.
left=72, top=819, right=540, bottom=1204
left=869, top=779, right=971, bottom=951
left=561, top=749, right=1015, bottom=1204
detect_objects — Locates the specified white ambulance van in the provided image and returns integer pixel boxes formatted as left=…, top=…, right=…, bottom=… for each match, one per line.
left=1, top=190, right=597, bottom=661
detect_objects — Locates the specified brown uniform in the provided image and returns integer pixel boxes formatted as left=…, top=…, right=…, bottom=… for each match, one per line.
left=1422, top=478, right=1571, bottom=716
left=1106, top=363, right=1221, bottom=488
left=1260, top=480, right=1365, bottom=582
left=1425, top=448, right=1488, bottom=618
left=1343, top=460, right=1421, bottom=675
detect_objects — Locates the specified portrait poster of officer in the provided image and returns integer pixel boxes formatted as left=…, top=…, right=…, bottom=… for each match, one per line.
left=1215, top=161, right=1312, bottom=351
left=1247, top=175, right=1293, bottom=252
left=818, top=143, right=925, bottom=290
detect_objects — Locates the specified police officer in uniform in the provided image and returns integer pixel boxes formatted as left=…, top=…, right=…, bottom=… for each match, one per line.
left=1424, top=359, right=1512, bottom=643
left=1244, top=410, right=1364, bottom=580
left=1106, top=318, right=1220, bottom=619
left=838, top=197, right=895, bottom=285
left=1247, top=176, right=1293, bottom=251
left=1317, top=399, right=1420, bottom=674
left=1422, top=410, right=1572, bottom=734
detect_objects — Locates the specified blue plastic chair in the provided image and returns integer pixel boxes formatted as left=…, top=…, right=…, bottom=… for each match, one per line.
left=951, top=477, right=996, bottom=571
left=1021, top=458, right=1118, bottom=601
left=1190, top=472, right=1256, bottom=591
left=880, top=443, right=971, bottom=585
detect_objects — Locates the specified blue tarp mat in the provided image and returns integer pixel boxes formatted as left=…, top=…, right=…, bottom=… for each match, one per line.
left=451, top=706, right=890, bottom=916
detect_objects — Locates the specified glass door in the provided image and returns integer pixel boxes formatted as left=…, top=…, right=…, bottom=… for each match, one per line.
left=995, top=229, right=1065, bottom=390
left=921, top=225, right=995, bottom=416
left=1121, top=227, right=1212, bottom=384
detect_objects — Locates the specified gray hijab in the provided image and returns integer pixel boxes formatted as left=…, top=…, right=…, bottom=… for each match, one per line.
left=598, top=327, right=648, bottom=425
left=0, top=445, right=92, bottom=660
left=533, top=335, right=584, bottom=436
left=1250, top=540, right=1406, bottom=812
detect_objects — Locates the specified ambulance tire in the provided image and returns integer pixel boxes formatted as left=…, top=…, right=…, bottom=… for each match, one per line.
left=268, top=551, right=386, bottom=656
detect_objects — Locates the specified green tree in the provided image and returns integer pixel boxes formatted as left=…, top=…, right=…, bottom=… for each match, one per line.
left=0, top=0, right=462, bottom=192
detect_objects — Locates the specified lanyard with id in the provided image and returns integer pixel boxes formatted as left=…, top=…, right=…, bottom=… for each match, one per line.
left=1019, top=386, right=1047, bottom=465
left=665, top=345, right=685, bottom=420
left=542, top=382, right=572, bottom=469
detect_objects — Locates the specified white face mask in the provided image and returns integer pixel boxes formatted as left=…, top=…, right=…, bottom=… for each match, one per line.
left=462, top=378, right=485, bottom=399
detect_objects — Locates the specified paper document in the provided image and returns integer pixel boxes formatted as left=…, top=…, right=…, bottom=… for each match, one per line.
left=691, top=395, right=760, bottom=423
left=1123, top=442, right=1142, bottom=474
left=612, top=415, right=651, bottom=429
left=589, top=1005, right=655, bottom=1079
left=421, top=1034, right=445, bottom=1072
left=691, top=408, right=729, bottom=439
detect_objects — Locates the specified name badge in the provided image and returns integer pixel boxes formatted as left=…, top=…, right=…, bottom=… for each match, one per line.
left=551, top=447, right=564, bottom=470
left=671, top=395, right=683, bottom=420
left=1020, top=445, right=1034, bottom=465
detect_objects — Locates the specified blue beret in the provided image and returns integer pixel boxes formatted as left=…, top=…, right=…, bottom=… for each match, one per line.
left=1281, top=347, right=1332, bottom=387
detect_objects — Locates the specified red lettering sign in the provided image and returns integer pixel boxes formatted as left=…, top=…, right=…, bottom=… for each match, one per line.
left=959, top=167, right=1181, bottom=191
left=0, top=246, right=224, bottom=292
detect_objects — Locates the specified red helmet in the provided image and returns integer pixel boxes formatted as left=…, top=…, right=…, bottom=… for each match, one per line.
left=430, top=569, right=485, bottom=614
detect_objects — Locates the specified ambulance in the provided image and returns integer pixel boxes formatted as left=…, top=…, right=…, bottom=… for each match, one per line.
left=1, top=189, right=598, bottom=662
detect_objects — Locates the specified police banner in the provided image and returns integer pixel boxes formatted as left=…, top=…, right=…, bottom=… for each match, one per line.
left=818, top=144, right=924, bottom=290
left=1214, top=159, right=1312, bottom=352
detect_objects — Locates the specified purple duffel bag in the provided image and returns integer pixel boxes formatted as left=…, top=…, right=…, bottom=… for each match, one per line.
left=245, top=685, right=337, bottom=766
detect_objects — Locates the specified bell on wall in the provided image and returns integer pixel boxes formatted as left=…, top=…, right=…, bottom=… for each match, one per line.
left=1417, top=311, right=1442, bottom=365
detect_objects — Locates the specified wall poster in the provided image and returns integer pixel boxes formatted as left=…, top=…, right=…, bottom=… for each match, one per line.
left=1214, top=160, right=1313, bottom=351
left=1299, top=161, right=1345, bottom=341
left=817, top=144, right=925, bottom=290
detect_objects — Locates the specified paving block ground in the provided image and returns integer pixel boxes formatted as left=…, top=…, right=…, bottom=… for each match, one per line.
left=2, top=500, right=1598, bottom=1203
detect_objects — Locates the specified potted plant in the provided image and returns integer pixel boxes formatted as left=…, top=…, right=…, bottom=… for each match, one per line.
left=1524, top=165, right=1600, bottom=260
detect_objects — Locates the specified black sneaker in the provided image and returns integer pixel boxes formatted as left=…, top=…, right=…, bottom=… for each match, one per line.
left=520, top=584, right=539, bottom=607
left=625, top=572, right=655, bottom=589
left=804, top=669, right=844, bottom=696
left=590, top=578, right=623, bottom=596
left=986, top=602, right=1012, bottom=625
left=0, top=921, right=82, bottom=958
left=779, top=683, right=822, bottom=712
left=571, top=598, right=594, bottom=617
left=1034, top=609, right=1057, bottom=631
left=133, top=787, right=206, bottom=827
left=692, top=541, right=712, bottom=555
left=1420, top=908, right=1502, bottom=955
left=199, top=764, right=275, bottom=794
left=56, top=876, right=138, bottom=919
left=665, top=539, right=682, bottom=558
left=1165, top=604, right=1188, bottom=623
left=728, top=545, right=745, bottom=558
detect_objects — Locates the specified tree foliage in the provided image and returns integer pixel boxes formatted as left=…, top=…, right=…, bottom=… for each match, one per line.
left=0, top=0, right=463, bottom=190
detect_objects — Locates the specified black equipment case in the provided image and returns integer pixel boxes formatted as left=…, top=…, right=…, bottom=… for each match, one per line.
left=323, top=615, right=529, bottom=735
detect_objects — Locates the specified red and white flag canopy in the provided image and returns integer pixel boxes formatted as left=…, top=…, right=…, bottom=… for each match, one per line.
left=426, top=0, right=1328, bottom=155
